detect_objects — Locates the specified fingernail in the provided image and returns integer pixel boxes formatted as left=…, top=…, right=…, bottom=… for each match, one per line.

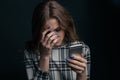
left=69, top=55, right=74, bottom=58
left=64, top=57, right=70, bottom=62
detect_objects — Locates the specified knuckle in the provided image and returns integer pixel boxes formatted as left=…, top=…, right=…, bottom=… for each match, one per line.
left=82, top=67, right=84, bottom=71
left=46, top=45, right=49, bottom=48
left=54, top=39, right=58, bottom=43
left=51, top=43, right=55, bottom=47
left=46, top=34, right=49, bottom=38
left=46, top=45, right=51, bottom=49
left=79, top=67, right=84, bottom=71
left=78, top=71, right=82, bottom=74
left=73, top=69, right=82, bottom=74
left=42, top=32, right=45, bottom=35
left=47, top=34, right=51, bottom=38
left=53, top=40, right=56, bottom=44
left=74, top=61, right=78, bottom=64
left=49, top=37, right=52, bottom=41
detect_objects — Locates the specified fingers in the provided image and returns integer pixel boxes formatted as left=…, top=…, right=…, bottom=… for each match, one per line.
left=65, top=55, right=87, bottom=73
left=71, top=55, right=87, bottom=63
left=71, top=68, right=83, bottom=74
left=66, top=61, right=85, bottom=71
left=46, top=35, right=59, bottom=48
left=67, top=58, right=86, bottom=68
left=41, top=28, right=59, bottom=49
left=51, top=36, right=59, bottom=46
left=41, top=29, right=50, bottom=42
left=43, top=31, right=56, bottom=46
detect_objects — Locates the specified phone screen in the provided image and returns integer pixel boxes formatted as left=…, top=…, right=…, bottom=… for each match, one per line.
left=69, top=44, right=83, bottom=56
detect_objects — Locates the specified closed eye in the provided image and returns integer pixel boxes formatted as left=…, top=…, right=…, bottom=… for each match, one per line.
left=54, top=27, right=61, bottom=32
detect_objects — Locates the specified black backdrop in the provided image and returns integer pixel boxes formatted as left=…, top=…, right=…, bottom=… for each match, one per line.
left=0, top=0, right=118, bottom=80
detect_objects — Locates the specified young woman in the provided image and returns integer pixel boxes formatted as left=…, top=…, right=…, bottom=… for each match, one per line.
left=24, top=0, right=91, bottom=80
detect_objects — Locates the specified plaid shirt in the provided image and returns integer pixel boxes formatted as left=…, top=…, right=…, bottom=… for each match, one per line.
left=24, top=41, right=91, bottom=80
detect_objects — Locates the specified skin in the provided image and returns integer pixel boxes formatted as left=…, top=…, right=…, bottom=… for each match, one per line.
left=41, top=18, right=65, bottom=48
left=39, top=18, right=87, bottom=80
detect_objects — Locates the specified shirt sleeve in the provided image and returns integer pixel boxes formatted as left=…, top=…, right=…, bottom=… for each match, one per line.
left=24, top=49, right=49, bottom=80
left=83, top=44, right=91, bottom=80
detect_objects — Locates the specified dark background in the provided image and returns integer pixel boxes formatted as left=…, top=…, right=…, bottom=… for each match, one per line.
left=0, top=0, right=119, bottom=80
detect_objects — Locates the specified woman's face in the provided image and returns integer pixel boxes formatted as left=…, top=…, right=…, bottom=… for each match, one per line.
left=44, top=18, right=65, bottom=46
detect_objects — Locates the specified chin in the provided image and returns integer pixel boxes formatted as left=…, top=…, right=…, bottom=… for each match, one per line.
left=55, top=43, right=61, bottom=46
left=54, top=41, right=62, bottom=46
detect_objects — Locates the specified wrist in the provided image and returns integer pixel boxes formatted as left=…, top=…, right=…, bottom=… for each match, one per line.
left=39, top=55, right=50, bottom=71
left=40, top=50, right=51, bottom=58
left=76, top=69, right=86, bottom=80
left=40, top=52, right=50, bottom=60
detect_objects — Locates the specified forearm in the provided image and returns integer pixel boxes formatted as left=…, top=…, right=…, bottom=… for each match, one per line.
left=76, top=70, right=86, bottom=80
left=39, top=56, right=49, bottom=71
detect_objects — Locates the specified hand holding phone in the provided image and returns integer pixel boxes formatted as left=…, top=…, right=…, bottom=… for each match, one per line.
left=67, top=43, right=87, bottom=74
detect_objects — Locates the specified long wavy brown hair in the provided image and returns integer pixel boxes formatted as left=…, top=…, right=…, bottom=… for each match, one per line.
left=25, top=0, right=79, bottom=51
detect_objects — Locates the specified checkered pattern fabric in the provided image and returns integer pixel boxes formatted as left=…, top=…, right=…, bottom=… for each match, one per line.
left=24, top=41, right=91, bottom=80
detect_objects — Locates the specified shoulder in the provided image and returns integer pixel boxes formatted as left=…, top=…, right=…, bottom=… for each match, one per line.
left=24, top=49, right=32, bottom=58
left=24, top=49, right=39, bottom=59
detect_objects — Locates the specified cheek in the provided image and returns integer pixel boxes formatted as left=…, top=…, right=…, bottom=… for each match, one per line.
left=55, top=31, right=65, bottom=45
left=59, top=31, right=65, bottom=39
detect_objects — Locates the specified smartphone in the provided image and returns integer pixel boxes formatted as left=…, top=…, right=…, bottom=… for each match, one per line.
left=69, top=43, right=83, bottom=56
